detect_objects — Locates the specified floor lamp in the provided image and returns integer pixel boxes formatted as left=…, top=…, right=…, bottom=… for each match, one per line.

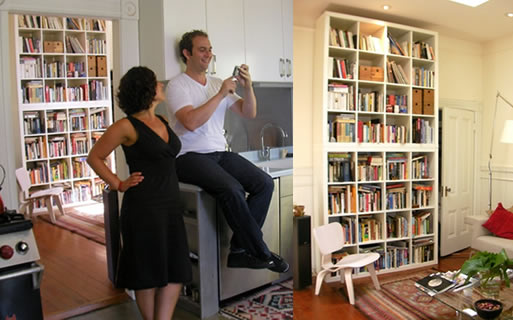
left=488, top=91, right=513, bottom=211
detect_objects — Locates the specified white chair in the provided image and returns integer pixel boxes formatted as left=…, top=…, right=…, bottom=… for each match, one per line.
left=313, top=222, right=381, bottom=305
left=15, top=167, right=65, bottom=223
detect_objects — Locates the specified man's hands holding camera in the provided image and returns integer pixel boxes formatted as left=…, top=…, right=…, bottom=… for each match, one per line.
left=220, top=64, right=252, bottom=96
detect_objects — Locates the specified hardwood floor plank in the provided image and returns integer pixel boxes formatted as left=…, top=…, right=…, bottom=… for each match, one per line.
left=33, top=218, right=126, bottom=318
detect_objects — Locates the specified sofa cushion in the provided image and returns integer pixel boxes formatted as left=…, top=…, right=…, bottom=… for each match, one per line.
left=472, top=235, right=513, bottom=258
left=482, top=203, right=513, bottom=240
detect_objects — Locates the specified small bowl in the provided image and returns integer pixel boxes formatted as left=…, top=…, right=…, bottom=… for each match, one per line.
left=474, top=299, right=503, bottom=319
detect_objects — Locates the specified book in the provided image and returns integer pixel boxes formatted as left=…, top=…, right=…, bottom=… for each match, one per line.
left=415, top=273, right=456, bottom=296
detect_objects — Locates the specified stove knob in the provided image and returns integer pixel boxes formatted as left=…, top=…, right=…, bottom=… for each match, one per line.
left=0, top=245, right=14, bottom=260
left=16, top=241, right=29, bottom=255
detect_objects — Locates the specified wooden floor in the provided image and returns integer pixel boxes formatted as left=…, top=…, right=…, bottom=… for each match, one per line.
left=293, top=248, right=472, bottom=320
left=34, top=216, right=472, bottom=320
left=33, top=218, right=129, bottom=320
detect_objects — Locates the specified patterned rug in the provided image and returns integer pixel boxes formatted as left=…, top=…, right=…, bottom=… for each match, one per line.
left=39, top=203, right=106, bottom=245
left=220, top=280, right=293, bottom=320
left=354, top=269, right=458, bottom=320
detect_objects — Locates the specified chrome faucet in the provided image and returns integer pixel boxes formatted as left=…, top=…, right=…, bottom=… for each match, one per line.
left=259, top=123, right=288, bottom=161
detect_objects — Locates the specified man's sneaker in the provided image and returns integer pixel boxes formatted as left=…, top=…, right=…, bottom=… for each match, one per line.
left=265, top=252, right=290, bottom=273
left=227, top=251, right=269, bottom=269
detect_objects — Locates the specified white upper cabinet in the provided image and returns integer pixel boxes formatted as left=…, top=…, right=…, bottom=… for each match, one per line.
left=206, top=0, right=245, bottom=79
left=244, top=0, right=292, bottom=82
left=140, top=0, right=291, bottom=82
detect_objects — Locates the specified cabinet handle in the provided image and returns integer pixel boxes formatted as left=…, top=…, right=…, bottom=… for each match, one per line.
left=286, top=59, right=292, bottom=77
left=279, top=58, right=285, bottom=77
left=211, top=54, right=217, bottom=75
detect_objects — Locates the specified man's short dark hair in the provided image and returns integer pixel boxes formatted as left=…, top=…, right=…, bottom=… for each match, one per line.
left=179, top=30, right=209, bottom=64
left=117, top=66, right=157, bottom=116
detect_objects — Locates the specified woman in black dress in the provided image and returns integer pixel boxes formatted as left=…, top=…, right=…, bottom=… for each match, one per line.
left=87, top=66, right=191, bottom=319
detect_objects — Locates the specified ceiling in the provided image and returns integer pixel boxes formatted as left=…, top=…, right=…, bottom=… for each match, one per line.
left=293, top=0, right=513, bottom=42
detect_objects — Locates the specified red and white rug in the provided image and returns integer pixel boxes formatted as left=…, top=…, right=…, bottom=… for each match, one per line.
left=220, top=280, right=293, bottom=320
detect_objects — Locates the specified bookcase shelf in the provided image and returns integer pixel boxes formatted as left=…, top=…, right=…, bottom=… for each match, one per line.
left=15, top=14, right=114, bottom=210
left=313, top=12, right=438, bottom=281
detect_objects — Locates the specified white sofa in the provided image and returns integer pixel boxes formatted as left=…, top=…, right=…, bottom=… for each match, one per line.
left=465, top=215, right=513, bottom=258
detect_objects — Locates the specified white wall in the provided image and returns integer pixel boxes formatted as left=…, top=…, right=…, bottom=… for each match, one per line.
left=292, top=26, right=315, bottom=218
left=479, top=34, right=513, bottom=211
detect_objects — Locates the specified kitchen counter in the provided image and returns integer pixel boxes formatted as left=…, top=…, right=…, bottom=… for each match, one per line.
left=240, top=147, right=293, bottom=178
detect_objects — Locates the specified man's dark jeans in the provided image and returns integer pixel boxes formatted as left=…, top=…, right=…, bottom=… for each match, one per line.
left=176, top=151, right=274, bottom=260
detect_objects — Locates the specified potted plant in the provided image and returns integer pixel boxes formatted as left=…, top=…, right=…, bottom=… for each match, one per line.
left=458, top=249, right=513, bottom=294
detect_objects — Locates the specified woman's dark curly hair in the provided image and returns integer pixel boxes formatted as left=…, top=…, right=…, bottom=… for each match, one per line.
left=179, top=30, right=209, bottom=64
left=117, top=66, right=157, bottom=115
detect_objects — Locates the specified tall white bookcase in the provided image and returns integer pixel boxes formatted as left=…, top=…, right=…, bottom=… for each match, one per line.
left=312, top=12, right=439, bottom=280
left=14, top=14, right=114, bottom=209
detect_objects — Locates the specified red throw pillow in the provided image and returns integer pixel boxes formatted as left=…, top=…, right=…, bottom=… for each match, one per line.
left=482, top=203, right=513, bottom=240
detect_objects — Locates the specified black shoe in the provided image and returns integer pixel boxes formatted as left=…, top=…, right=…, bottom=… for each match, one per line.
left=266, top=252, right=290, bottom=273
left=227, top=252, right=269, bottom=269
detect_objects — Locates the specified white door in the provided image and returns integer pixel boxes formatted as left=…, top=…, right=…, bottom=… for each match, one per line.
left=244, top=0, right=284, bottom=82
left=440, top=106, right=475, bottom=256
left=206, top=0, right=245, bottom=79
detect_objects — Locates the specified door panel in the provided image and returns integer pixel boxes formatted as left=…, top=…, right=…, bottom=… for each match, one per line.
left=440, top=107, right=475, bottom=256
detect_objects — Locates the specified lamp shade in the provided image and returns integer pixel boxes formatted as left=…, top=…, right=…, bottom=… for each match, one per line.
left=501, top=120, right=513, bottom=144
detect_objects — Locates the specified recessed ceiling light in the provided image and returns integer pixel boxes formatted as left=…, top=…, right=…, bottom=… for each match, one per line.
left=383, top=5, right=391, bottom=10
left=449, top=0, right=489, bottom=7
left=506, top=12, right=513, bottom=17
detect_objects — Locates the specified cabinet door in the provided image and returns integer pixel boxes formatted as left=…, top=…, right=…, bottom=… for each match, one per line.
left=281, top=0, right=293, bottom=80
left=243, top=0, right=284, bottom=82
left=206, top=0, right=245, bottom=79
left=163, top=0, right=206, bottom=79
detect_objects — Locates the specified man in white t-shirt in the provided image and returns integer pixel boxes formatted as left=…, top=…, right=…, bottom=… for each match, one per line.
left=166, top=30, right=288, bottom=273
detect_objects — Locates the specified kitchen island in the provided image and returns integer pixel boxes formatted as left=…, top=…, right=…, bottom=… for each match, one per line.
left=177, top=152, right=292, bottom=319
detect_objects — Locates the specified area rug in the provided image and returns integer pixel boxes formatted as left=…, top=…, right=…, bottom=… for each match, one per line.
left=39, top=203, right=106, bottom=245
left=220, top=280, right=293, bottom=320
left=353, top=270, right=458, bottom=320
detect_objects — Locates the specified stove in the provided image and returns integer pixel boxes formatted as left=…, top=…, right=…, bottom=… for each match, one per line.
left=0, top=212, right=40, bottom=269
left=0, top=210, right=44, bottom=320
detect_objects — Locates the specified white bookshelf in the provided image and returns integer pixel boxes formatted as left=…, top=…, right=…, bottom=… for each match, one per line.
left=15, top=14, right=114, bottom=209
left=313, top=12, right=439, bottom=281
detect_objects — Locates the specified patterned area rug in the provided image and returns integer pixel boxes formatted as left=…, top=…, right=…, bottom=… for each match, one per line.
left=38, top=203, right=106, bottom=245
left=220, top=280, right=293, bottom=320
left=354, top=269, right=458, bottom=320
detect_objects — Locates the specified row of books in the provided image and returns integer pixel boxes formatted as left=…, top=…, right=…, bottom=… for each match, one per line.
left=359, top=34, right=383, bottom=53
left=412, top=155, right=431, bottom=179
left=358, top=91, right=384, bottom=112
left=358, top=185, right=382, bottom=212
left=386, top=215, right=409, bottom=238
left=44, top=83, right=66, bottom=103
left=386, top=125, right=408, bottom=144
left=19, top=57, right=42, bottom=78
left=328, top=57, right=356, bottom=79
left=359, top=218, right=382, bottom=242
left=328, top=153, right=354, bottom=182
left=328, top=114, right=355, bottom=143
left=412, top=41, right=435, bottom=60
left=48, top=136, right=67, bottom=157
left=413, top=67, right=435, bottom=87
left=65, top=35, right=85, bottom=54
left=358, top=120, right=383, bottom=143
left=328, top=185, right=356, bottom=215
left=66, top=18, right=106, bottom=31
left=412, top=118, right=434, bottom=144
left=387, top=154, right=408, bottom=180
left=18, top=15, right=105, bottom=31
left=412, top=238, right=434, bottom=263
left=72, top=157, right=91, bottom=178
left=327, top=83, right=355, bottom=111
left=386, top=245, right=409, bottom=268
left=24, top=137, right=46, bottom=160
left=20, top=36, right=41, bottom=53
left=412, top=184, right=433, bottom=208
left=22, top=81, right=109, bottom=103
left=88, top=39, right=107, bottom=55
left=46, top=61, right=65, bottom=78
left=387, top=60, right=409, bottom=84
left=412, top=211, right=432, bottom=235
left=357, top=164, right=382, bottom=182
left=386, top=94, right=408, bottom=114
left=329, top=27, right=356, bottom=49
left=387, top=33, right=408, bottom=56
left=386, top=183, right=406, bottom=209
left=70, top=133, right=88, bottom=154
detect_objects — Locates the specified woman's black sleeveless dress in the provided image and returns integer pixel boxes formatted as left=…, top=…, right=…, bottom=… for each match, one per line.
left=116, top=115, right=192, bottom=290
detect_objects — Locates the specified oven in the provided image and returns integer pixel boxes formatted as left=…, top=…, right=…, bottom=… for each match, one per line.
left=0, top=210, right=44, bottom=320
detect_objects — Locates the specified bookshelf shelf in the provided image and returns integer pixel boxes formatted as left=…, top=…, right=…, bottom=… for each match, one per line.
left=314, top=12, right=438, bottom=280
left=15, top=14, right=114, bottom=209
